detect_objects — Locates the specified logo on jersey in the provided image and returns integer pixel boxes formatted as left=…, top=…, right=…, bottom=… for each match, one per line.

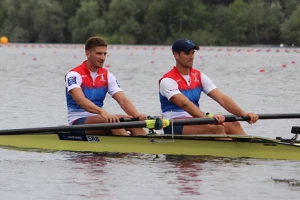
left=191, top=72, right=199, bottom=82
left=169, top=88, right=179, bottom=92
left=116, top=80, right=120, bottom=88
left=67, top=76, right=77, bottom=86
left=99, top=73, right=106, bottom=82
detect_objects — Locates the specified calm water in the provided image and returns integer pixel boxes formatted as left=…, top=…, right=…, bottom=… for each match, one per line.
left=0, top=43, right=300, bottom=199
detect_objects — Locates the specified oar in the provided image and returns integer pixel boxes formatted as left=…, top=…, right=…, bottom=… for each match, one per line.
left=0, top=117, right=144, bottom=135
left=170, top=113, right=300, bottom=126
left=0, top=113, right=299, bottom=135
left=0, top=121, right=153, bottom=135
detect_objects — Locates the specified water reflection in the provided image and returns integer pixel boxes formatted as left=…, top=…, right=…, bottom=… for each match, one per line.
left=66, top=153, right=253, bottom=199
left=163, top=155, right=251, bottom=197
left=164, top=155, right=204, bottom=196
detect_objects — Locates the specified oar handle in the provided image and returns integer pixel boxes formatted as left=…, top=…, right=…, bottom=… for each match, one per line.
left=119, top=117, right=139, bottom=122
left=224, top=115, right=250, bottom=122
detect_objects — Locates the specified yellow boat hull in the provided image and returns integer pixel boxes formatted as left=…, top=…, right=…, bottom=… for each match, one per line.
left=0, top=133, right=300, bottom=160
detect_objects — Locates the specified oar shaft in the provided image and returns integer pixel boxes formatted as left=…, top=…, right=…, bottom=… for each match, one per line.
left=0, top=121, right=148, bottom=135
left=0, top=113, right=299, bottom=135
left=170, top=113, right=300, bottom=126
left=257, top=113, right=300, bottom=119
left=225, top=113, right=300, bottom=121
left=170, top=117, right=238, bottom=126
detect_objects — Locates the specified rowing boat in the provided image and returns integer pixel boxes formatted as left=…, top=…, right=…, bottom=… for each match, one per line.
left=0, top=113, right=300, bottom=160
left=1, top=132, right=300, bottom=160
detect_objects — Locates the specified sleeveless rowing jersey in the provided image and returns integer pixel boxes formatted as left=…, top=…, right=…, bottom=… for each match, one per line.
left=65, top=61, right=122, bottom=124
left=159, top=66, right=216, bottom=119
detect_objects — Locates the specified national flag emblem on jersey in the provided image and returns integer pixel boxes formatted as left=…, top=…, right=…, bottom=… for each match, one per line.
left=67, top=76, right=77, bottom=86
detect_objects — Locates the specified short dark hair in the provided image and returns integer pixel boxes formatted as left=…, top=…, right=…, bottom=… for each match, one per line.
left=85, top=37, right=108, bottom=51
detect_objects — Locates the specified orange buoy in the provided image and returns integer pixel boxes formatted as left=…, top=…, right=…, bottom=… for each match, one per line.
left=0, top=36, right=8, bottom=44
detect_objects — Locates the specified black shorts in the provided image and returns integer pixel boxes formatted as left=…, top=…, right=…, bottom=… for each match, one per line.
left=163, top=125, right=184, bottom=134
left=71, top=117, right=87, bottom=134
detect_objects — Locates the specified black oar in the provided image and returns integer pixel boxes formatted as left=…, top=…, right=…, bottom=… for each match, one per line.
left=170, top=113, right=300, bottom=126
left=0, top=121, right=150, bottom=135
left=0, top=113, right=299, bottom=135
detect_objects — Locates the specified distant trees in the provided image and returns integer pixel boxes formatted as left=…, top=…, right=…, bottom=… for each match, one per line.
left=281, top=4, right=300, bottom=46
left=68, top=0, right=105, bottom=43
left=0, top=0, right=65, bottom=42
left=0, top=0, right=299, bottom=46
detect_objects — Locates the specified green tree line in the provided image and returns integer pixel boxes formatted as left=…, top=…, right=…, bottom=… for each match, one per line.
left=0, top=0, right=300, bottom=46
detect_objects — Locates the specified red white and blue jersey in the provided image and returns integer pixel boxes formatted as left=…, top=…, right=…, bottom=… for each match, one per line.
left=159, top=67, right=216, bottom=119
left=65, top=61, right=122, bottom=124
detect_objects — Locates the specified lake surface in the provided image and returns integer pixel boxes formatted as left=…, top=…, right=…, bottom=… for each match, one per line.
left=0, top=43, right=300, bottom=199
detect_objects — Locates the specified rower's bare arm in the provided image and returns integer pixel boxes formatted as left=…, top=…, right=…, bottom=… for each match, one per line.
left=69, top=88, right=109, bottom=116
left=112, top=91, right=142, bottom=118
left=169, top=93, right=207, bottom=118
left=208, top=88, right=247, bottom=116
